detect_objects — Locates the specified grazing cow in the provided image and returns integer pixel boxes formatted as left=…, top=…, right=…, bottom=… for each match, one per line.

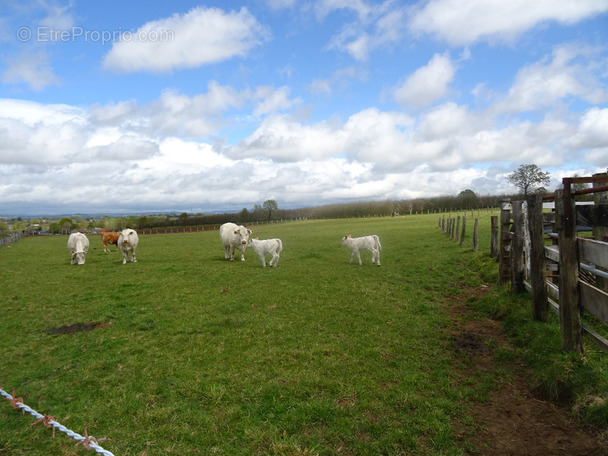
left=102, top=231, right=121, bottom=252
left=67, top=232, right=89, bottom=265
left=341, top=234, right=382, bottom=266
left=248, top=238, right=282, bottom=268
left=118, top=229, right=139, bottom=264
left=220, top=222, right=252, bottom=261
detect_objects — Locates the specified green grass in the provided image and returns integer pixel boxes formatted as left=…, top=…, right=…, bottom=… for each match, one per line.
left=0, top=214, right=528, bottom=455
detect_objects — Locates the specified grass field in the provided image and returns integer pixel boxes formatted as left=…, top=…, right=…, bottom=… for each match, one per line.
left=0, top=214, right=513, bottom=455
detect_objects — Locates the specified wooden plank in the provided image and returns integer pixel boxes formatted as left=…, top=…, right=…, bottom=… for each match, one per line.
left=547, top=281, right=559, bottom=301
left=582, top=324, right=608, bottom=355
left=545, top=245, right=560, bottom=263
left=579, top=238, right=608, bottom=270
left=528, top=194, right=548, bottom=321
left=512, top=201, right=525, bottom=294
left=580, top=281, right=608, bottom=324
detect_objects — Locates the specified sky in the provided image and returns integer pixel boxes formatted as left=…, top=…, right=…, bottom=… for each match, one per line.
left=1, top=0, right=607, bottom=216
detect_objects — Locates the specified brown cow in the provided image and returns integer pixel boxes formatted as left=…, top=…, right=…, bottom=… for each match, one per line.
left=102, top=231, right=121, bottom=252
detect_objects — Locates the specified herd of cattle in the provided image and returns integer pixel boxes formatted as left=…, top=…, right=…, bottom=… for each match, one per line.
left=67, top=222, right=382, bottom=267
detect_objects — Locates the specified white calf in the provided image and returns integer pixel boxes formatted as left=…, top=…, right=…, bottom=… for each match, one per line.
left=341, top=234, right=381, bottom=266
left=118, top=229, right=139, bottom=264
left=248, top=238, right=282, bottom=267
left=220, top=222, right=252, bottom=261
left=67, top=232, right=89, bottom=265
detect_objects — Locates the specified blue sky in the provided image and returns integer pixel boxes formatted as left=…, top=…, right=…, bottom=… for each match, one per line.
left=1, top=0, right=607, bottom=216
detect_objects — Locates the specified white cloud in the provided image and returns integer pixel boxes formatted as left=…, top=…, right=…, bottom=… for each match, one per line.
left=394, top=53, right=455, bottom=108
left=409, top=0, right=608, bottom=46
left=102, top=6, right=269, bottom=73
left=566, top=107, right=608, bottom=150
left=495, top=45, right=608, bottom=113
left=2, top=51, right=61, bottom=91
left=252, top=86, right=301, bottom=117
left=323, top=2, right=405, bottom=60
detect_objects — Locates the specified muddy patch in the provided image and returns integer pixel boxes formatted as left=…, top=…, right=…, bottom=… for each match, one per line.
left=43, top=321, right=111, bottom=335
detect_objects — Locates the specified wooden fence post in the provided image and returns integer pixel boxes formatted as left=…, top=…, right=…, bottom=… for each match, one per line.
left=556, top=185, right=584, bottom=353
left=455, top=216, right=460, bottom=241
left=499, top=201, right=512, bottom=284
left=460, top=215, right=466, bottom=246
left=473, top=218, right=479, bottom=252
left=511, top=200, right=525, bottom=294
left=527, top=194, right=548, bottom=322
left=490, top=216, right=498, bottom=258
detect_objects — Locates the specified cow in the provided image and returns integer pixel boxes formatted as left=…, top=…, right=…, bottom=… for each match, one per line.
left=248, top=238, right=282, bottom=268
left=102, top=231, right=121, bottom=252
left=67, top=232, right=89, bottom=265
left=341, top=234, right=382, bottom=266
left=118, top=229, right=139, bottom=264
left=220, top=222, right=252, bottom=261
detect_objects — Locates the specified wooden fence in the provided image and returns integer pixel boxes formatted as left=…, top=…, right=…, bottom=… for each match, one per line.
left=497, top=173, right=608, bottom=353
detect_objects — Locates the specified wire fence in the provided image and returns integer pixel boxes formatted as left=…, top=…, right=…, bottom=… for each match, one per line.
left=1, top=386, right=123, bottom=456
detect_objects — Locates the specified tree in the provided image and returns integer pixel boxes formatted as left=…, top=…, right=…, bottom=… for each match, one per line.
left=507, top=164, right=550, bottom=196
left=262, top=199, right=278, bottom=221
left=240, top=208, right=250, bottom=223
left=58, top=217, right=74, bottom=235
left=457, top=189, right=478, bottom=208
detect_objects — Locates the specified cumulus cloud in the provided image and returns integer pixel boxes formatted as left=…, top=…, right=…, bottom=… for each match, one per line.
left=495, top=44, right=608, bottom=113
left=394, top=53, right=455, bottom=108
left=566, top=107, right=608, bottom=150
left=409, top=0, right=608, bottom=46
left=102, top=6, right=269, bottom=73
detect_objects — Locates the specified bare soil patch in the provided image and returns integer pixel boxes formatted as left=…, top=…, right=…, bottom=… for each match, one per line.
left=43, top=321, right=111, bottom=335
left=448, top=285, right=607, bottom=456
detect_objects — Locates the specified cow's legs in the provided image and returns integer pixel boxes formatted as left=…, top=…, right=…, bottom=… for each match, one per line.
left=271, top=252, right=279, bottom=267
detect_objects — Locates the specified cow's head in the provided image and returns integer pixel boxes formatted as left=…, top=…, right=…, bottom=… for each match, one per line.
left=341, top=235, right=352, bottom=246
left=234, top=226, right=252, bottom=245
left=72, top=250, right=86, bottom=265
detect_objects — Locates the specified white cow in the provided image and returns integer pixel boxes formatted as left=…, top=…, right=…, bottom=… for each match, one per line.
left=248, top=238, right=282, bottom=268
left=67, top=232, right=89, bottom=265
left=220, top=222, right=252, bottom=261
left=341, top=234, right=382, bottom=266
left=118, top=229, right=139, bottom=264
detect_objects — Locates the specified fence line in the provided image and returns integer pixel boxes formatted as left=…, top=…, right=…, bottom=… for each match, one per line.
left=438, top=212, right=480, bottom=251
left=1, top=386, right=118, bottom=455
left=0, top=231, right=27, bottom=247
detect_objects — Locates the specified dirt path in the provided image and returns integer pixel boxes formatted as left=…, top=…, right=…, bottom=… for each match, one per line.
left=448, top=285, right=607, bottom=456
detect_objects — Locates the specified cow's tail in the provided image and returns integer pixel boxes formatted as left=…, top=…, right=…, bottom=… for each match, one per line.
left=276, top=239, right=283, bottom=253
left=374, top=235, right=382, bottom=250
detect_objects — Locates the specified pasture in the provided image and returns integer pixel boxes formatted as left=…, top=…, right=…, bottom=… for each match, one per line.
left=1, top=215, right=496, bottom=455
